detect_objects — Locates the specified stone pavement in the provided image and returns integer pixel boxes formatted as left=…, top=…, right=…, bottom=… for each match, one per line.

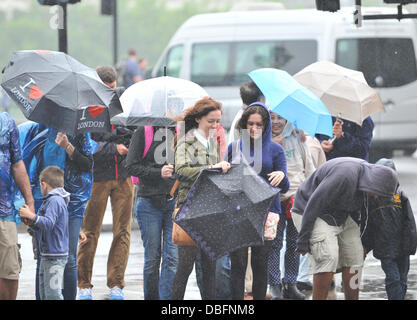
left=16, top=224, right=417, bottom=300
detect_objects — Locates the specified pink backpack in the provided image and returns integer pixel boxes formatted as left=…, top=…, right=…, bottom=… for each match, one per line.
left=131, top=126, right=154, bottom=185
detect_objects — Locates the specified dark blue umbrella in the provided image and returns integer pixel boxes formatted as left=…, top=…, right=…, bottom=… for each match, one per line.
left=174, top=162, right=280, bottom=260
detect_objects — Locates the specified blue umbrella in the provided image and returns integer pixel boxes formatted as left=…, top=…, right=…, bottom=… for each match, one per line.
left=248, top=68, right=333, bottom=137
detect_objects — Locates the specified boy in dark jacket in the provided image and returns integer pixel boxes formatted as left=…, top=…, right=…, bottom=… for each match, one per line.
left=19, top=166, right=70, bottom=300
left=361, top=158, right=417, bottom=300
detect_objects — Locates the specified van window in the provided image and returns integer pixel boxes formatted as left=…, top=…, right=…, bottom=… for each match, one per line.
left=191, top=40, right=318, bottom=86
left=191, top=43, right=229, bottom=86
left=157, top=44, right=184, bottom=77
left=336, top=38, right=417, bottom=88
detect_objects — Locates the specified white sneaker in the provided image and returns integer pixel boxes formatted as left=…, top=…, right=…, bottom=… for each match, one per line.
left=109, top=286, right=124, bottom=300
left=78, top=288, right=92, bottom=300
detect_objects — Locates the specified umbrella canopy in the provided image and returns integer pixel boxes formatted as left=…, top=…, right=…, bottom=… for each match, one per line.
left=111, top=76, right=208, bottom=127
left=248, top=68, right=333, bottom=137
left=1, top=50, right=122, bottom=136
left=175, top=162, right=280, bottom=260
left=293, top=61, right=385, bottom=125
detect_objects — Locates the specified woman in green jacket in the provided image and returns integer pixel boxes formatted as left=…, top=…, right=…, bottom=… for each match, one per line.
left=171, top=97, right=230, bottom=300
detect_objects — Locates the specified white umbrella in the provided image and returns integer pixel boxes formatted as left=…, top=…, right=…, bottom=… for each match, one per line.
left=293, top=61, right=385, bottom=126
left=111, top=76, right=208, bottom=127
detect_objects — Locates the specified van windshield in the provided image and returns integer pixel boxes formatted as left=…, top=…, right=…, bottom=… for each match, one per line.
left=191, top=40, right=318, bottom=86
left=336, top=38, right=417, bottom=88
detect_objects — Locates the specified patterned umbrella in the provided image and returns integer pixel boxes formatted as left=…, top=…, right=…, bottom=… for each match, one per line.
left=174, top=162, right=279, bottom=260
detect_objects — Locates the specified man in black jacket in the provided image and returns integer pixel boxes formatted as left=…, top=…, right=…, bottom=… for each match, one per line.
left=77, top=66, right=134, bottom=300
left=361, top=158, right=417, bottom=300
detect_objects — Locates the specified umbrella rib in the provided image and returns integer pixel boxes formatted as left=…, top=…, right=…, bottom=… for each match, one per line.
left=63, top=54, right=80, bottom=108
left=77, top=74, right=110, bottom=107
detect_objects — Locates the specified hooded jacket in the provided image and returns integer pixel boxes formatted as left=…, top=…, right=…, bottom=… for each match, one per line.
left=31, top=187, right=70, bottom=258
left=279, top=121, right=315, bottom=201
left=292, top=157, right=398, bottom=253
left=361, top=158, right=417, bottom=259
left=227, top=102, right=290, bottom=213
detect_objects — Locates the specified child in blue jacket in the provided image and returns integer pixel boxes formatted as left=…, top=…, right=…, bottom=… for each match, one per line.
left=19, top=166, right=70, bottom=300
left=361, top=158, right=417, bottom=300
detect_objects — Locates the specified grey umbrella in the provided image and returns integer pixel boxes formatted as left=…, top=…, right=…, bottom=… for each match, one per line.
left=1, top=50, right=123, bottom=135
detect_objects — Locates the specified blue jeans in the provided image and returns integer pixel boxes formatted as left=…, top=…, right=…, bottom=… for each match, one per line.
left=39, top=257, right=67, bottom=300
left=297, top=254, right=311, bottom=283
left=62, top=216, right=83, bottom=300
left=136, top=197, right=178, bottom=300
left=380, top=256, right=410, bottom=300
left=36, top=216, right=83, bottom=300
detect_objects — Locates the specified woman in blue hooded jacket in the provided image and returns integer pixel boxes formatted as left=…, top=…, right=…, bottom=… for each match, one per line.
left=227, top=102, right=289, bottom=300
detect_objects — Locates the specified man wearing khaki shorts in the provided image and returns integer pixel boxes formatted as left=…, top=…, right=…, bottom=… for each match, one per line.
left=291, top=157, right=398, bottom=300
left=0, top=112, right=34, bottom=300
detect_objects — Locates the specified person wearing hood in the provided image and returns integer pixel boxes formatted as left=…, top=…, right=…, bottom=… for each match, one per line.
left=361, top=158, right=417, bottom=300
left=267, top=112, right=315, bottom=300
left=227, top=102, right=290, bottom=300
left=19, top=166, right=70, bottom=300
left=291, top=157, right=399, bottom=300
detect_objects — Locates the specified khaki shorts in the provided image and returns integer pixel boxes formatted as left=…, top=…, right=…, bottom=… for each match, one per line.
left=292, top=212, right=363, bottom=274
left=0, top=220, right=22, bottom=280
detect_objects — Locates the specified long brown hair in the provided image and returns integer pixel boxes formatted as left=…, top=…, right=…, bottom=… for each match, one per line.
left=237, top=104, right=269, bottom=133
left=174, top=97, right=222, bottom=146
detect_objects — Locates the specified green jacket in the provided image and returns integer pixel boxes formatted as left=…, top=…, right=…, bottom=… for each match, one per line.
left=174, top=131, right=221, bottom=206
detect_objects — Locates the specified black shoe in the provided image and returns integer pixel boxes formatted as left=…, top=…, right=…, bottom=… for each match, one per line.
left=283, top=283, right=306, bottom=300
left=296, top=280, right=313, bottom=291
left=269, top=284, right=283, bottom=300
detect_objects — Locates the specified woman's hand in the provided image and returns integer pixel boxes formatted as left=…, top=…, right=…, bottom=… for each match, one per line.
left=267, top=171, right=285, bottom=187
left=211, top=161, right=231, bottom=174
left=161, top=164, right=174, bottom=179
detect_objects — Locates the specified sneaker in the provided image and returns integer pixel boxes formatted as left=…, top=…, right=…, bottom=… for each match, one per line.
left=78, top=288, right=92, bottom=300
left=109, top=286, right=124, bottom=300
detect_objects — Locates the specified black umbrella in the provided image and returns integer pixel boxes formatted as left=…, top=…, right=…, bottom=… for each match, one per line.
left=1, top=50, right=123, bottom=135
left=174, top=162, right=280, bottom=260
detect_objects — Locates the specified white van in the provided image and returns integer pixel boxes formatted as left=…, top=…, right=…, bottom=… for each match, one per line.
left=151, top=6, right=417, bottom=159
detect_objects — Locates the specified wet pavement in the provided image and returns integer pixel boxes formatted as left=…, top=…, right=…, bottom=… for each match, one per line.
left=15, top=156, right=417, bottom=300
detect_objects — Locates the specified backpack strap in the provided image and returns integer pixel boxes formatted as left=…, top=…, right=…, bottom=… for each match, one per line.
left=143, top=126, right=154, bottom=158
left=131, top=126, right=154, bottom=186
